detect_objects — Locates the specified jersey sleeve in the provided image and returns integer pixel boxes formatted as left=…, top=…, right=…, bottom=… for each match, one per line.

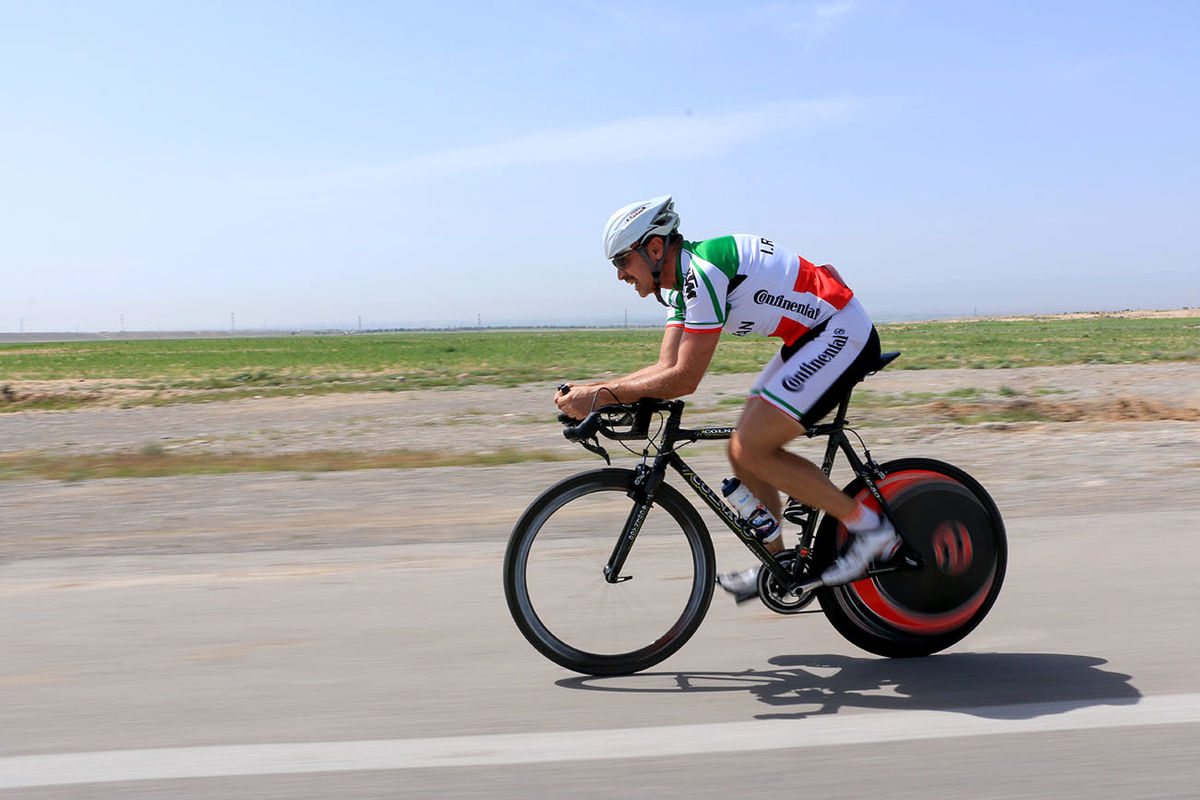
left=673, top=251, right=729, bottom=335
left=665, top=290, right=686, bottom=327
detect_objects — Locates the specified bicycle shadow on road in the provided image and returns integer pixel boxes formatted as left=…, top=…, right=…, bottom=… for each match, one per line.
left=556, top=652, right=1141, bottom=720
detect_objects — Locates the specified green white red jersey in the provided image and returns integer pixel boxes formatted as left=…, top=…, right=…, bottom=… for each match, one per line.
left=666, top=234, right=854, bottom=344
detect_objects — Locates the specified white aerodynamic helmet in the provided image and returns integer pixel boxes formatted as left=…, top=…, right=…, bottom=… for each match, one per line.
left=602, top=195, right=680, bottom=260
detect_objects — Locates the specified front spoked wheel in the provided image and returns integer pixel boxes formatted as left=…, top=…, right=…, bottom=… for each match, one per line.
left=503, top=468, right=716, bottom=676
left=815, top=458, right=1007, bottom=658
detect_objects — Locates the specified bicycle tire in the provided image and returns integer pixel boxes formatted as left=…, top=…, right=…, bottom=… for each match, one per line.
left=503, top=468, right=716, bottom=676
left=815, top=458, right=1007, bottom=658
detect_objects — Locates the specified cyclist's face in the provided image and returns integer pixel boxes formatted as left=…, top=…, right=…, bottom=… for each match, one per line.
left=613, top=237, right=665, bottom=298
left=614, top=248, right=651, bottom=296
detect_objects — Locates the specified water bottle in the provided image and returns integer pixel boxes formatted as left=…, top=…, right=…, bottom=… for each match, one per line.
left=721, top=477, right=780, bottom=543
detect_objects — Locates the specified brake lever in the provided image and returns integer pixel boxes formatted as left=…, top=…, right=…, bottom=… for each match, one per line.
left=580, top=437, right=611, bottom=465
left=558, top=383, right=611, bottom=463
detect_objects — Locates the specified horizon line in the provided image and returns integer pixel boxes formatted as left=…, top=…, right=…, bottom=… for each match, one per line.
left=1, top=306, right=1196, bottom=342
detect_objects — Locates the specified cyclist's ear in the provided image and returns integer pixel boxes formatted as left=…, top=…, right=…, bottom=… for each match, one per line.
left=644, top=235, right=666, bottom=260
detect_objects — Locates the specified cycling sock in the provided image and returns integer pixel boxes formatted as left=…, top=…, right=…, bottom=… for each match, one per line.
left=842, top=502, right=881, bottom=533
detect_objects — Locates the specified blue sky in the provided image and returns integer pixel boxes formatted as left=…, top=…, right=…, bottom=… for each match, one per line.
left=2, top=1, right=1198, bottom=331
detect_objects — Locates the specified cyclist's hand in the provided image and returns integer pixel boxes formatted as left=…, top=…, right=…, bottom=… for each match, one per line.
left=555, top=383, right=597, bottom=420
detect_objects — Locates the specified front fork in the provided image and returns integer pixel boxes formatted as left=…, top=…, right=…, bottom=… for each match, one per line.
left=603, top=462, right=665, bottom=584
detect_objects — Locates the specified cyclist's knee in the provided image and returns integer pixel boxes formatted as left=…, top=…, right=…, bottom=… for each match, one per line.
left=727, top=433, right=755, bottom=475
left=726, top=435, right=747, bottom=472
left=729, top=430, right=780, bottom=468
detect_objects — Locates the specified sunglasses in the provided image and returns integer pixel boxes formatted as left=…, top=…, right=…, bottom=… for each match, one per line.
left=611, top=246, right=641, bottom=271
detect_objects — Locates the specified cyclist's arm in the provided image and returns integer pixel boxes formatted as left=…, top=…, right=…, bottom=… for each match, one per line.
left=556, top=327, right=719, bottom=417
left=619, top=324, right=684, bottom=381
left=613, top=327, right=719, bottom=399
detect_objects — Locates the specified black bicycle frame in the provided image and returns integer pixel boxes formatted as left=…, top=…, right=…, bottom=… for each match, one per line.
left=602, top=389, right=901, bottom=589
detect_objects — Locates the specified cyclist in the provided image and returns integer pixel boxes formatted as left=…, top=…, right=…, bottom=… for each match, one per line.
left=555, top=195, right=899, bottom=603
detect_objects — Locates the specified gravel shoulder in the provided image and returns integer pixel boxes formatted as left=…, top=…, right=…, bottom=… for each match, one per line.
left=2, top=363, right=1198, bottom=459
left=0, top=363, right=1197, bottom=562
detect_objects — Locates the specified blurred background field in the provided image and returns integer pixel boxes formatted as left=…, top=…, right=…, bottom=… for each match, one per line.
left=2, top=316, right=1197, bottom=413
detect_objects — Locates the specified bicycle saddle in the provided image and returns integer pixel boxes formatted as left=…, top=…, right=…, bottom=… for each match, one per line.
left=871, top=351, right=902, bottom=374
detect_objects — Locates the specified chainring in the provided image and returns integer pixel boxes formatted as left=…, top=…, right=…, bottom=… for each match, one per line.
left=758, top=551, right=819, bottom=614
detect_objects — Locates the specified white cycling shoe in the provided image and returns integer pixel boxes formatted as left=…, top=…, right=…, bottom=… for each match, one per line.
left=717, top=566, right=761, bottom=604
left=820, top=521, right=901, bottom=586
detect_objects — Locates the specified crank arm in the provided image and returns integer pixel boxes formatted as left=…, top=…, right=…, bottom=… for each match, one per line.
left=791, top=550, right=923, bottom=593
left=864, top=550, right=924, bottom=578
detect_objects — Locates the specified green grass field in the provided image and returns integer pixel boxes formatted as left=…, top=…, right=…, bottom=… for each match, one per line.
left=1, top=316, right=1195, bottom=479
left=1, top=316, right=1197, bottom=412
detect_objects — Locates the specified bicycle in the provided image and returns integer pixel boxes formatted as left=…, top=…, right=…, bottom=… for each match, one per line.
left=503, top=350, right=1007, bottom=676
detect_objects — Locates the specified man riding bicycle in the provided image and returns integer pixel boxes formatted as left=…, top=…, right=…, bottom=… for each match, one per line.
left=555, top=195, right=899, bottom=602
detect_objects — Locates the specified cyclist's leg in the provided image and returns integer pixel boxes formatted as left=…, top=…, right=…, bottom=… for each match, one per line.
left=718, top=406, right=863, bottom=601
left=719, top=397, right=860, bottom=600
left=734, top=301, right=890, bottom=535
left=725, top=348, right=793, bottom=553
left=731, top=301, right=874, bottom=515
left=720, top=302, right=891, bottom=596
left=729, top=398, right=855, bottom=543
left=731, top=395, right=898, bottom=584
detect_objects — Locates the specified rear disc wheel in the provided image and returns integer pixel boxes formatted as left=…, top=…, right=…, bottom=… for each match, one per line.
left=815, top=458, right=1006, bottom=657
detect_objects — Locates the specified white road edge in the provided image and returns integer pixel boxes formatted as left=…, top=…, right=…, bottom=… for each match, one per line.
left=3, top=693, right=1199, bottom=789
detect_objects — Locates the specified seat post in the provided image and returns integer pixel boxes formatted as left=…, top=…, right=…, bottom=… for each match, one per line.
left=828, top=390, right=854, bottom=428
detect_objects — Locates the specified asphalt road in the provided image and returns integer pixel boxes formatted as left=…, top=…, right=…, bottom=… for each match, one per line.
left=3, top=448, right=1199, bottom=799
